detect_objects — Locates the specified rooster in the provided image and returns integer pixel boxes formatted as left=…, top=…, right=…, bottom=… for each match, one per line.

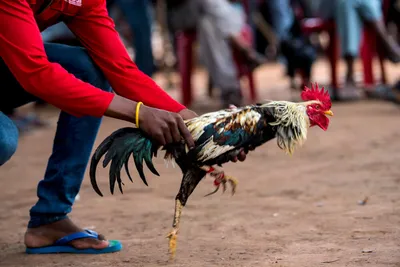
left=89, top=83, right=333, bottom=259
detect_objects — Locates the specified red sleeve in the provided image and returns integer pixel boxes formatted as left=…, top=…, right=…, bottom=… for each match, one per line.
left=66, top=0, right=186, bottom=113
left=0, top=0, right=115, bottom=118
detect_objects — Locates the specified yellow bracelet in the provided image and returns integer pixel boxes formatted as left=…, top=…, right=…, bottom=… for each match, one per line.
left=135, top=102, right=143, bottom=128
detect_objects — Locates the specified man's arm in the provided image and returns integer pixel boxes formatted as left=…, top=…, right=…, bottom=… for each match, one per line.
left=65, top=0, right=186, bottom=113
left=0, top=0, right=115, bottom=118
left=0, top=0, right=195, bottom=147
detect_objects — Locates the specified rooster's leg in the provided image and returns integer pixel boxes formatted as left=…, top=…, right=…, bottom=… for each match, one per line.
left=166, top=199, right=183, bottom=259
left=167, top=167, right=206, bottom=260
left=201, top=166, right=238, bottom=196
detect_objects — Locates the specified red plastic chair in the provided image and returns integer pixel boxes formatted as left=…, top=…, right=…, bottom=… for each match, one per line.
left=176, top=0, right=256, bottom=106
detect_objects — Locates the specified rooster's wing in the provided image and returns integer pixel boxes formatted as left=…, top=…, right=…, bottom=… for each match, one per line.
left=186, top=107, right=268, bottom=163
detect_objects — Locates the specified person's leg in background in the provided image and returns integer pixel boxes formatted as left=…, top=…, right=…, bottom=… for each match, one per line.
left=265, top=0, right=294, bottom=42
left=280, top=35, right=316, bottom=92
left=115, top=0, right=155, bottom=77
left=198, top=15, right=243, bottom=108
left=0, top=42, right=115, bottom=250
left=280, top=40, right=297, bottom=89
left=0, top=112, right=19, bottom=167
left=335, top=0, right=364, bottom=97
left=357, top=0, right=400, bottom=63
left=265, top=0, right=314, bottom=91
left=335, top=0, right=400, bottom=96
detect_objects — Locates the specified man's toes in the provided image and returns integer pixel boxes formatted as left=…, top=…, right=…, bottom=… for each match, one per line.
left=91, top=239, right=109, bottom=249
left=71, top=238, right=109, bottom=249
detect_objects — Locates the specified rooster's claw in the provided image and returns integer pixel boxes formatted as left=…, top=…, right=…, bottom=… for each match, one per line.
left=204, top=174, right=238, bottom=197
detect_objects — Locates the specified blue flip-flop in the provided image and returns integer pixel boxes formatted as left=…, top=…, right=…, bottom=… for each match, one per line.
left=25, top=229, right=122, bottom=254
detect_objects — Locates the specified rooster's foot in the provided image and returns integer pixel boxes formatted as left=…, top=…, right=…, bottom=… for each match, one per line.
left=166, top=199, right=183, bottom=260
left=166, top=228, right=178, bottom=260
left=205, top=173, right=238, bottom=197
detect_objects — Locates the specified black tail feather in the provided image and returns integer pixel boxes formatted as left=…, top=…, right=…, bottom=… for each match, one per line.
left=90, top=128, right=132, bottom=196
left=134, top=155, right=148, bottom=186
left=124, top=155, right=134, bottom=183
left=89, top=127, right=159, bottom=196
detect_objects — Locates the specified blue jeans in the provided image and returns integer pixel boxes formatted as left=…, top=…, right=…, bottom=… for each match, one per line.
left=115, top=0, right=154, bottom=77
left=0, top=43, right=111, bottom=228
left=335, top=0, right=382, bottom=57
left=0, top=112, right=19, bottom=166
left=265, top=0, right=294, bottom=41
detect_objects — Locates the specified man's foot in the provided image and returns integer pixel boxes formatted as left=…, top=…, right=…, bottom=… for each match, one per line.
left=365, top=83, right=400, bottom=105
left=24, top=218, right=109, bottom=250
left=331, top=82, right=363, bottom=102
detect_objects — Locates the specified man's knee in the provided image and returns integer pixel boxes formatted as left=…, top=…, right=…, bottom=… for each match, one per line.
left=0, top=113, right=19, bottom=166
left=44, top=43, right=112, bottom=92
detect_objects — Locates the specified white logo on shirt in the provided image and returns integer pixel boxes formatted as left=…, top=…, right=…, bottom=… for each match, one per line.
left=65, top=0, right=82, bottom=7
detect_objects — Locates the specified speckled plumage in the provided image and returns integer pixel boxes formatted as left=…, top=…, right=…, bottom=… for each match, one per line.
left=89, top=98, right=327, bottom=259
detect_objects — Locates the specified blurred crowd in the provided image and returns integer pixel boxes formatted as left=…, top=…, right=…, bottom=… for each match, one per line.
left=9, top=0, right=400, bottom=134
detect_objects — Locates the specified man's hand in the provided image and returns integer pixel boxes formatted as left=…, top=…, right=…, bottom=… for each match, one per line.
left=105, top=97, right=251, bottom=161
left=139, top=105, right=195, bottom=148
left=105, top=96, right=194, bottom=148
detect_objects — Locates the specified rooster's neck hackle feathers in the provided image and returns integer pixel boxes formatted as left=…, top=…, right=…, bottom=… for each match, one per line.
left=261, top=100, right=319, bottom=155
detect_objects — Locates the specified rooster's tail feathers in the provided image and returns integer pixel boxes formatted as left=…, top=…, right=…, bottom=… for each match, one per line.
left=89, top=127, right=159, bottom=196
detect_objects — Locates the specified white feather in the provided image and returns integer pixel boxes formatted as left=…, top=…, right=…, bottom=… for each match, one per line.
left=196, top=136, right=235, bottom=162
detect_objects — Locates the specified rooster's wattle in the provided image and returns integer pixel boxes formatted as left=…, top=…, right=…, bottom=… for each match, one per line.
left=89, top=83, right=333, bottom=259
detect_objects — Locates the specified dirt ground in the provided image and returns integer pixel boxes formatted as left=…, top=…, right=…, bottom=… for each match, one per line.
left=0, top=60, right=399, bottom=267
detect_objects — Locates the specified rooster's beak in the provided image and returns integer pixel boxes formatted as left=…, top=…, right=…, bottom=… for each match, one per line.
left=324, top=110, right=334, bottom=116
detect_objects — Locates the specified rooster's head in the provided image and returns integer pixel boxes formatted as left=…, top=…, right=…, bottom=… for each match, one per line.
left=301, top=83, right=333, bottom=131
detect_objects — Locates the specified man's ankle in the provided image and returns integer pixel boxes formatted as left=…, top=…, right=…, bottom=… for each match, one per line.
left=28, top=215, right=68, bottom=229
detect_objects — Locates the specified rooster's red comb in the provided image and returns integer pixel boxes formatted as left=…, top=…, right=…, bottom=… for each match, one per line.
left=301, top=83, right=331, bottom=109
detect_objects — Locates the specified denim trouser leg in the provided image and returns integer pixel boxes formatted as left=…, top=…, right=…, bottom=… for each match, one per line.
left=265, top=0, right=294, bottom=41
left=41, top=22, right=76, bottom=43
left=0, top=112, right=19, bottom=166
left=335, top=0, right=382, bottom=57
left=115, top=0, right=154, bottom=76
left=19, top=44, right=110, bottom=228
left=0, top=43, right=111, bottom=228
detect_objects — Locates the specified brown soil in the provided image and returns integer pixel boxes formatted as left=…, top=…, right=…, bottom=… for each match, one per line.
left=0, top=60, right=399, bottom=267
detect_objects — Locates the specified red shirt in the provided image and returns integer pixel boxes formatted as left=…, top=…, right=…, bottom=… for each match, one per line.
left=0, top=0, right=185, bottom=117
